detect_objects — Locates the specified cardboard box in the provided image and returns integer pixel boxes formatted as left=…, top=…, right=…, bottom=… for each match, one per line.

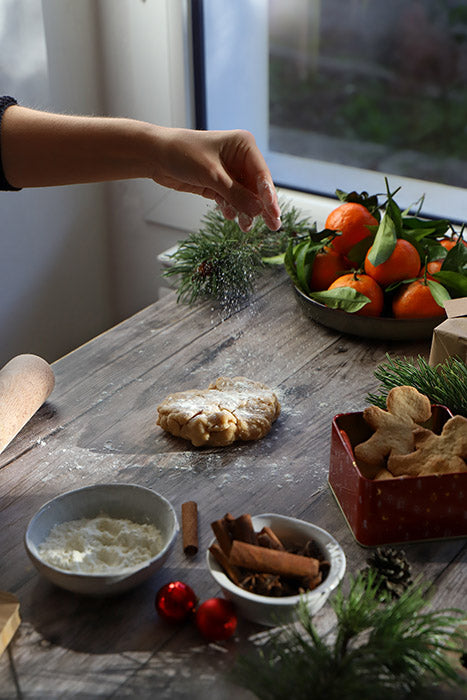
left=429, top=297, right=467, bottom=365
left=328, top=406, right=466, bottom=546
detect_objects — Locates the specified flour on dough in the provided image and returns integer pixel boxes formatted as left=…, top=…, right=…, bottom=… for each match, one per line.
left=156, top=376, right=280, bottom=447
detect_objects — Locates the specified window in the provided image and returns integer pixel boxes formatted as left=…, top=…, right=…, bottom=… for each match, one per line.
left=193, top=0, right=467, bottom=222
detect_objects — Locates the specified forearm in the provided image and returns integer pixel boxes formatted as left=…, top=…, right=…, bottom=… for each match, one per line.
left=0, top=103, right=281, bottom=230
left=1, top=106, right=158, bottom=188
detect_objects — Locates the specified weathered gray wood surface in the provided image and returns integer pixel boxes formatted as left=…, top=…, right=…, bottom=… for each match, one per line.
left=0, top=269, right=465, bottom=699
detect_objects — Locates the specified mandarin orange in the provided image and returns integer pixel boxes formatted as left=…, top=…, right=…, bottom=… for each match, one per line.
left=440, top=237, right=467, bottom=251
left=364, top=238, right=420, bottom=287
left=392, top=279, right=445, bottom=319
left=309, top=247, right=348, bottom=291
left=325, top=203, right=378, bottom=257
left=420, top=259, right=443, bottom=280
left=328, top=272, right=384, bottom=317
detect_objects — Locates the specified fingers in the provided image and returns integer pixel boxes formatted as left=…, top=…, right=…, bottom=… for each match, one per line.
left=155, top=127, right=282, bottom=232
left=214, top=194, right=237, bottom=221
left=215, top=175, right=281, bottom=232
left=230, top=182, right=281, bottom=232
left=215, top=194, right=254, bottom=231
left=256, top=176, right=282, bottom=231
left=238, top=213, right=254, bottom=232
left=213, top=129, right=282, bottom=231
left=215, top=191, right=279, bottom=232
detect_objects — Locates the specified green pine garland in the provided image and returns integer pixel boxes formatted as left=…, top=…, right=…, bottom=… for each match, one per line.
left=232, top=571, right=467, bottom=700
left=163, top=201, right=310, bottom=307
left=367, top=354, right=467, bottom=417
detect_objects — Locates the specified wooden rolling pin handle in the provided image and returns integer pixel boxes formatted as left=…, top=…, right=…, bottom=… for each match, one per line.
left=0, top=354, right=55, bottom=454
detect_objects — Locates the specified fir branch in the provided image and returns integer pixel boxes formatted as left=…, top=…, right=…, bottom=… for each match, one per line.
left=163, top=201, right=310, bottom=307
left=367, top=354, right=467, bottom=417
left=232, top=572, right=467, bottom=700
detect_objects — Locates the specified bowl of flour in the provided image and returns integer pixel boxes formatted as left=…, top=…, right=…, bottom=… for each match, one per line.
left=24, top=483, right=178, bottom=595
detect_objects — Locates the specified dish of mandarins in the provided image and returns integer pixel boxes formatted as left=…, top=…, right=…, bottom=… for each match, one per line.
left=293, top=287, right=444, bottom=340
left=285, top=184, right=466, bottom=340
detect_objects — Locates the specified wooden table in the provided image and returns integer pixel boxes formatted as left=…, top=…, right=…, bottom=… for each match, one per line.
left=1, top=269, right=466, bottom=699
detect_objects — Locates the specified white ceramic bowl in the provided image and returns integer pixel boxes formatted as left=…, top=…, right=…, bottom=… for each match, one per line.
left=207, top=513, right=346, bottom=626
left=25, top=483, right=178, bottom=596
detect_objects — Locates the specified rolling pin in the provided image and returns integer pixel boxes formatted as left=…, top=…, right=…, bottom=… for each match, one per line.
left=0, top=354, right=55, bottom=455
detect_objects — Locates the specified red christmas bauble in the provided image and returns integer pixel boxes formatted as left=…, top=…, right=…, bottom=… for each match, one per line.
left=195, top=598, right=237, bottom=641
left=155, top=581, right=197, bottom=622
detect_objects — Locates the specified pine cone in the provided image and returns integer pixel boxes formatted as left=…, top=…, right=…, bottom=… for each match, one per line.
left=364, top=546, right=412, bottom=599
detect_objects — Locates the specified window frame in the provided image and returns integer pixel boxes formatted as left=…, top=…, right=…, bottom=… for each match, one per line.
left=192, top=0, right=467, bottom=224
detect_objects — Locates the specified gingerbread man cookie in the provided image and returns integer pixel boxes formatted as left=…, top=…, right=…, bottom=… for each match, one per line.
left=354, top=385, right=432, bottom=470
left=388, top=415, right=467, bottom=477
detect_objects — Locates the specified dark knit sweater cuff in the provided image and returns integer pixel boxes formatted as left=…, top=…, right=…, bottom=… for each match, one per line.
left=0, top=96, right=21, bottom=191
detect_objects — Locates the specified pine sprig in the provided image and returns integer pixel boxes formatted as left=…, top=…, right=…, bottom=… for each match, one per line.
left=164, top=217, right=261, bottom=306
left=233, top=571, right=467, bottom=700
left=163, top=201, right=310, bottom=307
left=367, top=354, right=467, bottom=417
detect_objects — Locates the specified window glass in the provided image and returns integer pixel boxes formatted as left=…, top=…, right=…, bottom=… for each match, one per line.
left=196, top=0, right=467, bottom=221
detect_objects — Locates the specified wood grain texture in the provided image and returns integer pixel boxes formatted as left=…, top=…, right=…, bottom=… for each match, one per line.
left=0, top=270, right=464, bottom=699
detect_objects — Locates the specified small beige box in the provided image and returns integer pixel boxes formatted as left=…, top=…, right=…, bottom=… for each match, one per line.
left=429, top=297, right=467, bottom=366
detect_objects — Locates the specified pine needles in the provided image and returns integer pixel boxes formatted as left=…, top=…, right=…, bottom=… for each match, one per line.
left=164, top=218, right=262, bottom=307
left=163, top=202, right=310, bottom=308
left=366, top=354, right=467, bottom=417
left=233, top=572, right=467, bottom=700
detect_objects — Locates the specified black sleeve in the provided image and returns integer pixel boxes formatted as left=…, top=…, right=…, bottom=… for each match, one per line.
left=0, top=96, right=21, bottom=191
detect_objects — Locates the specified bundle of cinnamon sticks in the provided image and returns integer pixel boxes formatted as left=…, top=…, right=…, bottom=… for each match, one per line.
left=209, top=513, right=330, bottom=597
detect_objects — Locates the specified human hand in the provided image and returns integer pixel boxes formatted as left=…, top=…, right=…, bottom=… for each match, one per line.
left=151, top=127, right=281, bottom=232
left=0, top=106, right=281, bottom=230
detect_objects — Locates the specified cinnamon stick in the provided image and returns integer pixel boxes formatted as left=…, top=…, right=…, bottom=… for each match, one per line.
left=257, top=526, right=285, bottom=551
left=211, top=516, right=233, bottom=555
left=230, top=514, right=257, bottom=545
left=209, top=543, right=241, bottom=585
left=229, top=540, right=320, bottom=579
left=181, top=501, right=198, bottom=555
left=306, top=572, right=323, bottom=591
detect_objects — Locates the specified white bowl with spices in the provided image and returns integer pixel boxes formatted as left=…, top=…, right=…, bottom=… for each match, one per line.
left=25, top=483, right=178, bottom=596
left=207, top=513, right=346, bottom=626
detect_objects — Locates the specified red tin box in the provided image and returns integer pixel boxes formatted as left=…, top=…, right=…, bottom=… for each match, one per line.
left=328, top=406, right=467, bottom=546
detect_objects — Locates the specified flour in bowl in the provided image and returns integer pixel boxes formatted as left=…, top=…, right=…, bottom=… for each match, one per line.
left=37, top=515, right=164, bottom=573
